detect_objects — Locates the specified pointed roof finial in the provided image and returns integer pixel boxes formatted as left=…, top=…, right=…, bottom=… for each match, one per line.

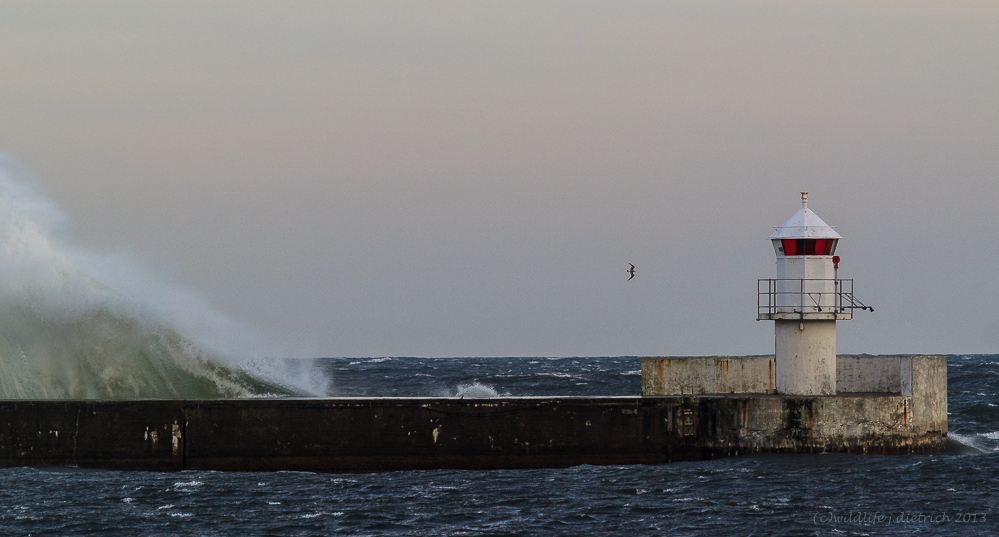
left=770, top=191, right=841, bottom=239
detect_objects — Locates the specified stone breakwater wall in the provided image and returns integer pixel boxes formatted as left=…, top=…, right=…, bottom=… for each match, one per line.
left=0, top=355, right=946, bottom=472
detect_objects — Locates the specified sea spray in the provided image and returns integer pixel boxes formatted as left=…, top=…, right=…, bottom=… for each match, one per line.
left=0, top=155, right=326, bottom=398
left=454, top=382, right=501, bottom=398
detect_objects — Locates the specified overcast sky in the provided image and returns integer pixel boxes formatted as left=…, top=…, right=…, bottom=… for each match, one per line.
left=1, top=1, right=996, bottom=358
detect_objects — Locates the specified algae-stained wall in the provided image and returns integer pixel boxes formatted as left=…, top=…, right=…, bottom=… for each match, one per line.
left=640, top=354, right=948, bottom=449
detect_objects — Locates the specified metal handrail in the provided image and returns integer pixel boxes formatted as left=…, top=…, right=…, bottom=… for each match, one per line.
left=757, top=278, right=873, bottom=320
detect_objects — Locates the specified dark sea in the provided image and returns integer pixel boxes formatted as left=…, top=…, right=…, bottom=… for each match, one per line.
left=1, top=355, right=996, bottom=536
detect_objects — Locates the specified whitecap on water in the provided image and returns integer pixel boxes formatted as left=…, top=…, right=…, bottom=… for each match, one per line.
left=541, top=372, right=577, bottom=379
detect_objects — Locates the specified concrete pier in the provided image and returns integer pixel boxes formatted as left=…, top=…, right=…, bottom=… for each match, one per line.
left=0, top=394, right=944, bottom=473
left=0, top=355, right=946, bottom=472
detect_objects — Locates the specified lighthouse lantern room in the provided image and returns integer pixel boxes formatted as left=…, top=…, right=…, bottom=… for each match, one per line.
left=758, top=193, right=871, bottom=395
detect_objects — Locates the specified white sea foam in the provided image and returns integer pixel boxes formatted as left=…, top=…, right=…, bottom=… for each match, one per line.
left=454, top=383, right=500, bottom=398
left=946, top=433, right=988, bottom=454
left=0, top=155, right=328, bottom=398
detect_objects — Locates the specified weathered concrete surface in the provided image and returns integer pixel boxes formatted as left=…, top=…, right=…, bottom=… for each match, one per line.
left=639, top=354, right=947, bottom=458
left=732, top=395, right=943, bottom=455
left=182, top=398, right=668, bottom=472
left=775, top=320, right=837, bottom=395
left=643, top=355, right=946, bottom=397
left=640, top=356, right=776, bottom=395
left=837, top=355, right=906, bottom=393
left=0, top=394, right=946, bottom=472
left=909, top=356, right=948, bottom=434
left=0, top=401, right=185, bottom=470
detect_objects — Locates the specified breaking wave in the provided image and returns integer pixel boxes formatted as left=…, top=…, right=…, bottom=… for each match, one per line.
left=0, top=155, right=325, bottom=399
left=945, top=433, right=988, bottom=455
left=454, top=383, right=501, bottom=398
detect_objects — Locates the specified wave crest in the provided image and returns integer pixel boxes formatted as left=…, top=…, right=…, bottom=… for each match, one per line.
left=0, top=155, right=320, bottom=399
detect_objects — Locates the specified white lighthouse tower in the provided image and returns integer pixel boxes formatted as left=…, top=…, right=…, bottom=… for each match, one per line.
left=758, top=193, right=869, bottom=395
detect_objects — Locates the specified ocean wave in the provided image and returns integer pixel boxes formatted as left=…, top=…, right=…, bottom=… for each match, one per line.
left=945, top=433, right=989, bottom=455
left=0, top=155, right=321, bottom=399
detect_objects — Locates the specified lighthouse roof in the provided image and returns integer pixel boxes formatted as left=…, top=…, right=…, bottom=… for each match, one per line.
left=768, top=206, right=842, bottom=240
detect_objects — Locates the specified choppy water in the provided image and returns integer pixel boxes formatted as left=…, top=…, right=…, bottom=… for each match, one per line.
left=0, top=355, right=996, bottom=536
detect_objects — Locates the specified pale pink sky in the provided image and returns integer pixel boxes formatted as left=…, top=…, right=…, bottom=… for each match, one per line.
left=1, top=1, right=997, bottom=357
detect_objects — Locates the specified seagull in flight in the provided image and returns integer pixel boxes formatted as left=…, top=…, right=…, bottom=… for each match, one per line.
left=627, top=263, right=636, bottom=281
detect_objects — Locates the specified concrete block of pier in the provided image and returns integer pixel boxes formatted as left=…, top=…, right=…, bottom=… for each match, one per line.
left=640, top=356, right=777, bottom=395
left=641, top=354, right=947, bottom=455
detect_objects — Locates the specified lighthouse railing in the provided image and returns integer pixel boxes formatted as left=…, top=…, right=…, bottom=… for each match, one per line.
left=757, top=279, right=859, bottom=320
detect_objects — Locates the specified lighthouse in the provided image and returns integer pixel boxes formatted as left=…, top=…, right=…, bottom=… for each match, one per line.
left=758, top=192, right=870, bottom=395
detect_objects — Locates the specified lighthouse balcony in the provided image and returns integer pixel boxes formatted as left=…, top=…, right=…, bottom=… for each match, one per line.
left=757, top=279, right=863, bottom=320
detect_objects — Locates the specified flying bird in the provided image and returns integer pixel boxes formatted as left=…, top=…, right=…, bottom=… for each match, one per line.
left=627, top=263, right=636, bottom=281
